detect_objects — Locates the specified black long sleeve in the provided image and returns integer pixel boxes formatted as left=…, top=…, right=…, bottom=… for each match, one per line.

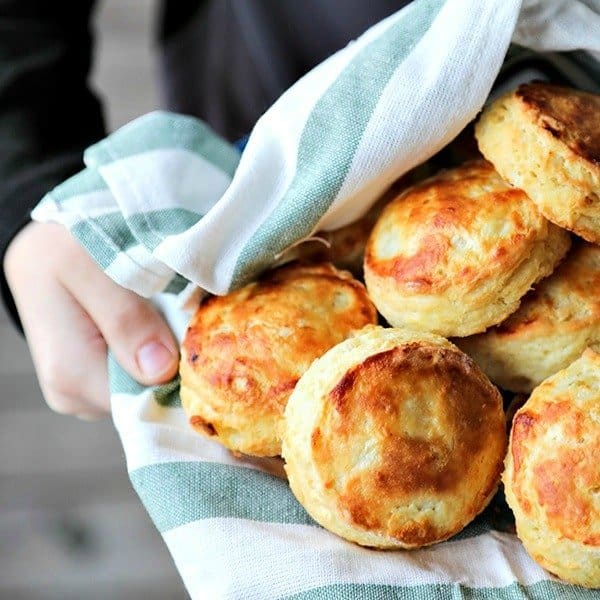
left=0, top=0, right=105, bottom=327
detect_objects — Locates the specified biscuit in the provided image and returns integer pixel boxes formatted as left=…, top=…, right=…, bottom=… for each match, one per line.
left=282, top=326, right=506, bottom=548
left=457, top=241, right=600, bottom=392
left=180, top=262, right=377, bottom=457
left=504, top=348, right=600, bottom=588
left=364, top=160, right=571, bottom=337
left=476, top=82, right=600, bottom=243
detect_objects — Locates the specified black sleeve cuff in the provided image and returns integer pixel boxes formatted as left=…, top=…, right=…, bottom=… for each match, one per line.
left=0, top=153, right=85, bottom=332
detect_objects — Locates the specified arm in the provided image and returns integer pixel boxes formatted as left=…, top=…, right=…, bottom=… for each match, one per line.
left=0, top=0, right=104, bottom=326
left=1, top=1, right=179, bottom=417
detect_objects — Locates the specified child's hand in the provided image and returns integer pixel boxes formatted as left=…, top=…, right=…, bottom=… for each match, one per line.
left=4, top=222, right=179, bottom=419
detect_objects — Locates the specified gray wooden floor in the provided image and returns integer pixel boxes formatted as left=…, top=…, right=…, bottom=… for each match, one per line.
left=0, top=2, right=188, bottom=598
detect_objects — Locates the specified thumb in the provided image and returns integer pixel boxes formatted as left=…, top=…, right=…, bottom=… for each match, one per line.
left=103, top=294, right=180, bottom=386
left=59, top=244, right=179, bottom=386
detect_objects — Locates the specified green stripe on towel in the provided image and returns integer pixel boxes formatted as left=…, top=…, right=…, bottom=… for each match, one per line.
left=85, top=111, right=240, bottom=177
left=47, top=167, right=109, bottom=203
left=163, top=274, right=190, bottom=295
left=129, top=461, right=314, bottom=532
left=282, top=580, right=597, bottom=600
left=71, top=216, right=134, bottom=270
left=129, top=460, right=491, bottom=539
left=70, top=207, right=202, bottom=275
left=125, top=208, right=203, bottom=251
left=231, top=0, right=444, bottom=288
left=72, top=208, right=202, bottom=256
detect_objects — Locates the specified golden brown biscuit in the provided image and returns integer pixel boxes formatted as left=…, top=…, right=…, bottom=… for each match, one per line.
left=504, top=348, right=600, bottom=588
left=180, top=262, right=377, bottom=457
left=476, top=82, right=600, bottom=243
left=364, top=160, right=571, bottom=337
left=457, top=241, right=600, bottom=392
left=282, top=326, right=506, bottom=548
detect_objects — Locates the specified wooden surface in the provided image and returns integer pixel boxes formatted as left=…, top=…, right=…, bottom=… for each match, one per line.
left=0, top=1, right=188, bottom=598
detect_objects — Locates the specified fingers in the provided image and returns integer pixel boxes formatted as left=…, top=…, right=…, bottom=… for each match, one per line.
left=5, top=226, right=111, bottom=416
left=4, top=222, right=179, bottom=421
left=31, top=289, right=111, bottom=417
left=55, top=230, right=179, bottom=387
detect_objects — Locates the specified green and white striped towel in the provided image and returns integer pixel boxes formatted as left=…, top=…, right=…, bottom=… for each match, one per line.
left=32, top=0, right=600, bottom=598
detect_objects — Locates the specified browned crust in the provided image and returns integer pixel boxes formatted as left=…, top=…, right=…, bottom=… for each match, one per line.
left=364, top=160, right=539, bottom=293
left=312, top=343, right=506, bottom=545
left=510, top=399, right=600, bottom=546
left=516, top=82, right=600, bottom=167
left=481, top=241, right=600, bottom=339
left=189, top=415, right=217, bottom=437
left=534, top=449, right=600, bottom=546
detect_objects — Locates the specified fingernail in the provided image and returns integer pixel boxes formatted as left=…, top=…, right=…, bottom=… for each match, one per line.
left=137, top=341, right=175, bottom=377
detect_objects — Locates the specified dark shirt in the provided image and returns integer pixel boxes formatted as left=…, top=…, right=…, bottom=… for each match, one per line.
left=0, top=0, right=406, bottom=325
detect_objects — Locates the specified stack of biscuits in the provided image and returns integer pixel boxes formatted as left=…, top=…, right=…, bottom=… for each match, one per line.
left=180, top=82, right=599, bottom=588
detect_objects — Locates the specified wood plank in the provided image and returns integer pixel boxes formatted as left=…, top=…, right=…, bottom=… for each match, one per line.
left=1, top=582, right=188, bottom=600
left=0, top=502, right=187, bottom=595
left=0, top=410, right=126, bottom=475
left=0, top=320, right=36, bottom=377
left=0, top=467, right=136, bottom=511
left=0, top=372, right=45, bottom=412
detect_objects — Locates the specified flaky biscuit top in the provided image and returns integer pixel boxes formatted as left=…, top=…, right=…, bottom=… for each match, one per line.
left=283, top=327, right=506, bottom=548
left=312, top=343, right=504, bottom=545
left=365, top=160, right=548, bottom=294
left=506, top=348, right=600, bottom=547
left=516, top=82, right=600, bottom=168
left=494, top=241, right=600, bottom=337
